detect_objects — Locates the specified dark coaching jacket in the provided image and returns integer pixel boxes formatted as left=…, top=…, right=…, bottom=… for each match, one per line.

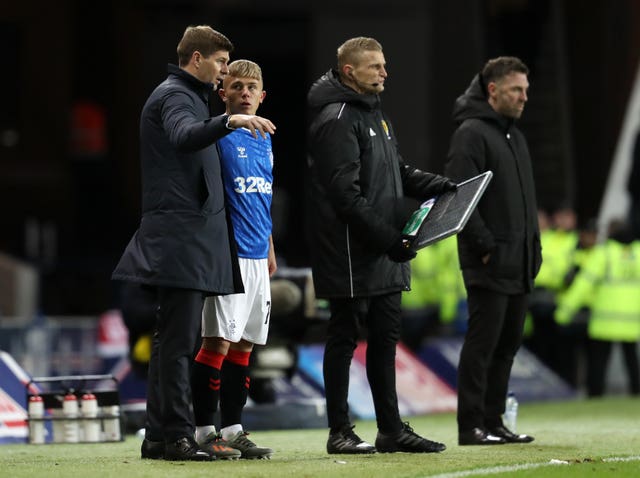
left=306, top=69, right=452, bottom=299
left=444, top=73, right=542, bottom=294
left=112, top=64, right=243, bottom=295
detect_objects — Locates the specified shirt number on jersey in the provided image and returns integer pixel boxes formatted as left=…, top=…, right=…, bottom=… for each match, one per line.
left=233, top=176, right=273, bottom=194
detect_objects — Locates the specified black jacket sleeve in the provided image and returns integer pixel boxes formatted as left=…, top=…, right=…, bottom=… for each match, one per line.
left=445, top=126, right=495, bottom=256
left=161, top=90, right=231, bottom=152
left=400, top=160, right=455, bottom=200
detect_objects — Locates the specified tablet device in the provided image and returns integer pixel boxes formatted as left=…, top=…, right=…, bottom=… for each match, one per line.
left=403, top=171, right=493, bottom=250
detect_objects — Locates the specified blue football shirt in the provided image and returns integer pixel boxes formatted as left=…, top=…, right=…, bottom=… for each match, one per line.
left=218, top=128, right=273, bottom=259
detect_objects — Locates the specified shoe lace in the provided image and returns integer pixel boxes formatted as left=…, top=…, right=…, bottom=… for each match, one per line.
left=232, top=431, right=256, bottom=448
left=402, top=422, right=440, bottom=446
left=342, top=425, right=363, bottom=444
left=401, top=422, right=426, bottom=442
left=203, top=432, right=228, bottom=446
left=402, top=422, right=417, bottom=435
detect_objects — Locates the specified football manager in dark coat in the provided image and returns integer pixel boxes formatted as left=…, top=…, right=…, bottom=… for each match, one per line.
left=444, top=56, right=542, bottom=446
left=306, top=36, right=456, bottom=455
left=112, top=25, right=275, bottom=461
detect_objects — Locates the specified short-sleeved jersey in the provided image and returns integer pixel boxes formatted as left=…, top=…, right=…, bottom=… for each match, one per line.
left=218, top=128, right=273, bottom=259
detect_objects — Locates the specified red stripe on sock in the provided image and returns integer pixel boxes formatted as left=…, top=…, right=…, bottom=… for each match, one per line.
left=225, top=349, right=251, bottom=367
left=195, top=348, right=225, bottom=369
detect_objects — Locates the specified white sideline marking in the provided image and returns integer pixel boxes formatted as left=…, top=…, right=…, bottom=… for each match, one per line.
left=603, top=456, right=640, bottom=463
left=426, top=456, right=640, bottom=478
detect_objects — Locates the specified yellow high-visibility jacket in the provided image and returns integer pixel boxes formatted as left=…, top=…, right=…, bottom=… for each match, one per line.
left=535, top=229, right=579, bottom=292
left=402, top=236, right=465, bottom=322
left=555, top=239, right=640, bottom=342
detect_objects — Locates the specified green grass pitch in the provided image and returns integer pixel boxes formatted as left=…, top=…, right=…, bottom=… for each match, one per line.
left=2, top=396, right=639, bottom=477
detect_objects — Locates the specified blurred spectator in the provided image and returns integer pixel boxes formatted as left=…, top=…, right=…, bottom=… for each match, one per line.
left=527, top=205, right=578, bottom=384
left=553, top=216, right=598, bottom=388
left=565, top=217, right=599, bottom=285
left=401, top=236, right=466, bottom=350
left=434, top=236, right=468, bottom=334
left=555, top=219, right=640, bottom=396
left=401, top=244, right=442, bottom=351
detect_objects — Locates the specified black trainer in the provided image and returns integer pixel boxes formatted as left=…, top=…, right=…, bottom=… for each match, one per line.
left=141, top=438, right=164, bottom=460
left=164, top=436, right=215, bottom=461
left=327, top=424, right=376, bottom=454
left=375, top=422, right=446, bottom=453
left=488, top=425, right=534, bottom=443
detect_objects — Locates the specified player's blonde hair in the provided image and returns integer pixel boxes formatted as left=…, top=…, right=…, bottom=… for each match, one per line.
left=227, top=59, right=263, bottom=85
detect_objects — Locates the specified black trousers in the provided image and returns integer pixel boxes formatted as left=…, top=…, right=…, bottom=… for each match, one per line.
left=587, top=339, right=640, bottom=396
left=457, top=287, right=527, bottom=432
left=324, top=292, right=403, bottom=435
left=145, top=287, right=204, bottom=443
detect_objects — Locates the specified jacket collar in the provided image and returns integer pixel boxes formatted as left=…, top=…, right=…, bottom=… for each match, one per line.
left=167, top=63, right=214, bottom=103
left=307, top=69, right=380, bottom=112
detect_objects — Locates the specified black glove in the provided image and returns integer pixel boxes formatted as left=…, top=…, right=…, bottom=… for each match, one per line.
left=441, top=179, right=458, bottom=192
left=387, top=236, right=417, bottom=263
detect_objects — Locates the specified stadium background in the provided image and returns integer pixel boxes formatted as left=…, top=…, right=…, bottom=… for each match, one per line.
left=0, top=0, right=639, bottom=315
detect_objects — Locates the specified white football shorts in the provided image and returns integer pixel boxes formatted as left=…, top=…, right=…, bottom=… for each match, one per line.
left=201, top=258, right=271, bottom=344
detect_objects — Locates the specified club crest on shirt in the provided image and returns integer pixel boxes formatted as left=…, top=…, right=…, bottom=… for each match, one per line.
left=381, top=120, right=391, bottom=139
left=237, top=146, right=248, bottom=159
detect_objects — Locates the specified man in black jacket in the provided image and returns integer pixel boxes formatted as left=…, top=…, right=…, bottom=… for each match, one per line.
left=306, top=36, right=455, bottom=455
left=112, top=25, right=275, bottom=461
left=444, top=56, right=541, bottom=445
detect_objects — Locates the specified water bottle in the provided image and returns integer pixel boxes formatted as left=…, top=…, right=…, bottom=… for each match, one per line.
left=102, top=405, right=121, bottom=441
left=28, top=395, right=45, bottom=444
left=62, top=392, right=80, bottom=443
left=51, top=407, right=65, bottom=443
left=504, top=391, right=518, bottom=432
left=81, top=393, right=100, bottom=443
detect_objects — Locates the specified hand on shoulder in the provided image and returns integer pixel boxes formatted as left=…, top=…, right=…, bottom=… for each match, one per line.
left=227, top=114, right=276, bottom=139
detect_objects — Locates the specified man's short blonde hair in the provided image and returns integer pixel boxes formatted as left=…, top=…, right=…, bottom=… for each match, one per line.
left=337, top=37, right=383, bottom=69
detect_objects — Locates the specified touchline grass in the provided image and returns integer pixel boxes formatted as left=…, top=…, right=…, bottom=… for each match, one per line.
left=1, top=396, right=638, bottom=477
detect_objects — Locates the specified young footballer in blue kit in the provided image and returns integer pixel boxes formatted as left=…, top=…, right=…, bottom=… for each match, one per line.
left=191, top=59, right=276, bottom=460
